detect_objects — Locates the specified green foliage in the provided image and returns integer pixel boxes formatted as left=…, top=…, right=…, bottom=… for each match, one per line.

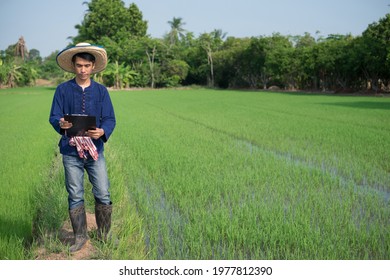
left=38, top=51, right=64, bottom=80
left=127, top=3, right=149, bottom=38
left=28, top=49, right=42, bottom=63
left=160, top=59, right=189, bottom=87
left=73, top=0, right=147, bottom=43
left=237, top=36, right=268, bottom=88
left=1, top=4, right=389, bottom=91
left=19, top=62, right=39, bottom=86
left=213, top=37, right=251, bottom=88
left=103, top=60, right=138, bottom=88
left=0, top=59, right=38, bottom=87
left=197, top=30, right=227, bottom=87
left=360, top=13, right=390, bottom=89
left=166, top=17, right=187, bottom=46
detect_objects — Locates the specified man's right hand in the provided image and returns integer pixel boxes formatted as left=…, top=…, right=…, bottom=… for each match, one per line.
left=59, top=118, right=73, bottom=129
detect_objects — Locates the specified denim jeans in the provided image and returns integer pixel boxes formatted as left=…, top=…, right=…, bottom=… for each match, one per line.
left=63, top=153, right=111, bottom=210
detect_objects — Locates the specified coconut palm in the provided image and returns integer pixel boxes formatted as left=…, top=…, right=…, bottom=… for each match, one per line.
left=167, top=17, right=186, bottom=46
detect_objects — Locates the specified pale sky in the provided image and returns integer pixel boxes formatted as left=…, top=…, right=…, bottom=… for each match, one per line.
left=0, top=0, right=388, bottom=57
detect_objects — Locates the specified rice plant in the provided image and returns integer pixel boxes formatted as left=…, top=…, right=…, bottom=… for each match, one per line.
left=109, top=89, right=389, bottom=259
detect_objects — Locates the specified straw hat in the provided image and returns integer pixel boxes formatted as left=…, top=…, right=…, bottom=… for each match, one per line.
left=56, top=42, right=108, bottom=74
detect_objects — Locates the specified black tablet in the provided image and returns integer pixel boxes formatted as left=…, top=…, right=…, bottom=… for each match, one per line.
left=64, top=115, right=96, bottom=136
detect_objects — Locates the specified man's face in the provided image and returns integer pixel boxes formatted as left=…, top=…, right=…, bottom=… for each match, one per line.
left=73, top=56, right=95, bottom=80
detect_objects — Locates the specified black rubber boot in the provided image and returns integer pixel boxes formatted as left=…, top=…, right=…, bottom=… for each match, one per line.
left=69, top=204, right=88, bottom=253
left=95, top=202, right=112, bottom=242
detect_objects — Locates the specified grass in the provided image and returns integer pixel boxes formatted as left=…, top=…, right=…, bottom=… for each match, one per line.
left=0, top=87, right=58, bottom=259
left=0, top=87, right=389, bottom=259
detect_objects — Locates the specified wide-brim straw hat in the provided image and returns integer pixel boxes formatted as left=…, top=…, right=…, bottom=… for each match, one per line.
left=56, top=42, right=107, bottom=74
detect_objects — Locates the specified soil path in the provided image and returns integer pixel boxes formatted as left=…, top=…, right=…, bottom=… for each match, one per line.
left=35, top=212, right=98, bottom=260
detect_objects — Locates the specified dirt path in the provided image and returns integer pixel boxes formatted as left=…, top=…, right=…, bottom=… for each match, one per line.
left=35, top=212, right=98, bottom=260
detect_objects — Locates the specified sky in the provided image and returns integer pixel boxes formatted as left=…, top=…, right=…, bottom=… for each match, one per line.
left=0, top=0, right=389, bottom=58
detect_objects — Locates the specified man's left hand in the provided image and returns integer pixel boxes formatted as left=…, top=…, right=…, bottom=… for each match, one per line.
left=86, top=128, right=105, bottom=139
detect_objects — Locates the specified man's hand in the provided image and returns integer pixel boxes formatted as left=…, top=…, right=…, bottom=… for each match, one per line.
left=59, top=118, right=72, bottom=129
left=86, top=128, right=105, bottom=139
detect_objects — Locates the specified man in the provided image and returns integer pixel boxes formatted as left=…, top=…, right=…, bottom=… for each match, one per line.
left=49, top=43, right=116, bottom=253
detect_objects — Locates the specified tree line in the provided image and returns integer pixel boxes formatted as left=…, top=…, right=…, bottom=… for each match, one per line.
left=1, top=0, right=389, bottom=93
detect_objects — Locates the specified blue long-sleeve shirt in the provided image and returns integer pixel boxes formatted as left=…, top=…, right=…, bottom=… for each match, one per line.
left=49, top=78, right=116, bottom=157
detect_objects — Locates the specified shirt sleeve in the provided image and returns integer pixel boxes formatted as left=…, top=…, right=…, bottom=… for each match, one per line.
left=49, top=86, right=65, bottom=135
left=99, top=88, right=116, bottom=142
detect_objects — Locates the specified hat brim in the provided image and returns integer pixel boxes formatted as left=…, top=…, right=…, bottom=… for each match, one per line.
left=56, top=44, right=107, bottom=74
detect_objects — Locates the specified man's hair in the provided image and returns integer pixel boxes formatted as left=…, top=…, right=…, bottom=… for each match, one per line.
left=72, top=52, right=96, bottom=63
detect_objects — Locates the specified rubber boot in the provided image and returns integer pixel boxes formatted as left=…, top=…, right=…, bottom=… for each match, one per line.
left=95, top=202, right=112, bottom=242
left=69, top=204, right=88, bottom=253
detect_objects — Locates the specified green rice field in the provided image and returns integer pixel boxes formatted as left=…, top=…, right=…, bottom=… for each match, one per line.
left=0, top=87, right=389, bottom=259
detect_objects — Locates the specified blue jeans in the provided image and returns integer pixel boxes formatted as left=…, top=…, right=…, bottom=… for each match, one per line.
left=63, top=153, right=111, bottom=210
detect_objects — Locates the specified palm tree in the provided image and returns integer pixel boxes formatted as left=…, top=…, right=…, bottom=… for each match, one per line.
left=167, top=17, right=186, bottom=46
